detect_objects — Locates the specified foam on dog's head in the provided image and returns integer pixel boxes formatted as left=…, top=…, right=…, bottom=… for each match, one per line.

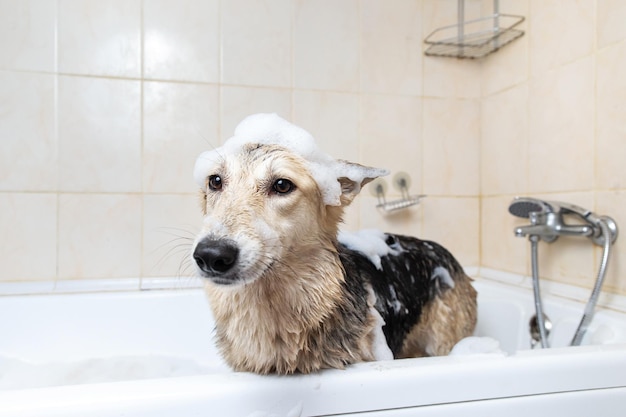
left=194, top=113, right=389, bottom=206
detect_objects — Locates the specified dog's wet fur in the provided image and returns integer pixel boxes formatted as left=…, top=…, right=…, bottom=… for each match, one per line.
left=192, top=140, right=477, bottom=374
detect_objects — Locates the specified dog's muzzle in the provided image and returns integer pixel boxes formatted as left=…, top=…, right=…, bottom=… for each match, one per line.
left=193, top=238, right=239, bottom=282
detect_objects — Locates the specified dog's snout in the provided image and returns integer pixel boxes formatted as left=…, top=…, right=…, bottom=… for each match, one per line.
left=193, top=239, right=239, bottom=276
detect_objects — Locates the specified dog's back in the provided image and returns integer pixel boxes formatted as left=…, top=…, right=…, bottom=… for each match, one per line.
left=339, top=233, right=477, bottom=359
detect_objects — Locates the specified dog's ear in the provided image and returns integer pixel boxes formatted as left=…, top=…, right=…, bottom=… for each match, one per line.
left=336, top=161, right=389, bottom=206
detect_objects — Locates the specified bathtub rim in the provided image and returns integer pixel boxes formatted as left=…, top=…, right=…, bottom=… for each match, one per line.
left=1, top=267, right=625, bottom=314
left=0, top=343, right=625, bottom=417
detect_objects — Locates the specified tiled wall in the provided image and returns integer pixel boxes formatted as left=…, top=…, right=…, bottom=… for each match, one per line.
left=481, top=0, right=626, bottom=295
left=0, top=1, right=623, bottom=296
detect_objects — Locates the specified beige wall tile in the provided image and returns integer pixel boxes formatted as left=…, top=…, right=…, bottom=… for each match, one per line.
left=481, top=195, right=529, bottom=275
left=595, top=191, right=625, bottom=295
left=2, top=0, right=624, bottom=295
left=293, top=90, right=359, bottom=162
left=0, top=0, right=56, bottom=72
left=360, top=94, right=422, bottom=196
left=58, top=0, right=141, bottom=77
left=422, top=97, right=480, bottom=196
left=421, top=197, right=479, bottom=267
left=294, top=0, right=359, bottom=91
left=528, top=57, right=594, bottom=193
left=144, top=0, right=219, bottom=83
left=597, top=0, right=626, bottom=48
left=596, top=41, right=626, bottom=190
left=0, top=72, right=56, bottom=192
left=358, top=195, right=422, bottom=237
left=0, top=193, right=57, bottom=281
left=422, top=0, right=482, bottom=98
left=58, top=194, right=142, bottom=279
left=529, top=0, right=595, bottom=76
left=222, top=0, right=292, bottom=87
left=422, top=0, right=483, bottom=36
left=143, top=81, right=219, bottom=193
left=481, top=84, right=528, bottom=196
left=58, top=76, right=141, bottom=192
left=142, top=194, right=203, bottom=277
left=360, top=0, right=422, bottom=95
left=423, top=57, right=482, bottom=99
left=480, top=9, right=529, bottom=96
left=221, top=86, right=292, bottom=141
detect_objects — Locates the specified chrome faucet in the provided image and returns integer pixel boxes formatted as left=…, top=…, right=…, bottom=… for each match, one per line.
left=509, top=196, right=619, bottom=348
left=508, top=197, right=618, bottom=245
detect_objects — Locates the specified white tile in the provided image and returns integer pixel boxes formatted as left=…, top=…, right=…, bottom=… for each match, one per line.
left=481, top=195, right=530, bottom=276
left=595, top=191, right=626, bottom=295
left=360, top=0, right=422, bottom=95
left=481, top=19, right=529, bottom=96
left=292, top=90, right=359, bottom=162
left=529, top=0, right=594, bottom=76
left=58, top=0, right=141, bottom=77
left=0, top=193, right=57, bottom=281
left=0, top=0, right=56, bottom=72
left=294, top=0, right=359, bottom=91
left=421, top=197, right=480, bottom=267
left=597, top=0, right=626, bottom=48
left=596, top=41, right=626, bottom=190
left=143, top=81, right=218, bottom=193
left=142, top=194, right=203, bottom=278
left=528, top=58, right=594, bottom=193
left=422, top=98, right=480, bottom=196
left=222, top=0, right=292, bottom=87
left=221, top=86, right=292, bottom=141
left=144, top=0, right=219, bottom=82
left=481, top=84, right=528, bottom=196
left=360, top=94, right=422, bottom=197
left=58, top=193, right=142, bottom=279
left=0, top=71, right=56, bottom=191
left=58, top=76, right=141, bottom=192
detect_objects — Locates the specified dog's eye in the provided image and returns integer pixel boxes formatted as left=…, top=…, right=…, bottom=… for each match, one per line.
left=272, top=178, right=295, bottom=195
left=208, top=175, right=223, bottom=191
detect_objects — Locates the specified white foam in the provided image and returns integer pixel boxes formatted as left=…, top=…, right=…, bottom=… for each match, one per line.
left=0, top=355, right=210, bottom=390
left=431, top=266, right=455, bottom=289
left=194, top=113, right=389, bottom=206
left=449, top=337, right=506, bottom=356
left=338, top=229, right=393, bottom=270
left=365, top=284, right=394, bottom=361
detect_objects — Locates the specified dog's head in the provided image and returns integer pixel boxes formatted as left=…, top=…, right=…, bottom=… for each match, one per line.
left=191, top=113, right=388, bottom=286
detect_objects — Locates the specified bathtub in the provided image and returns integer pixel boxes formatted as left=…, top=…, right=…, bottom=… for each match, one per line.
left=1, top=271, right=626, bottom=417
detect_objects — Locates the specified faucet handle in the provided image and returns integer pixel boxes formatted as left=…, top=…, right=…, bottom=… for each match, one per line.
left=556, top=224, right=593, bottom=237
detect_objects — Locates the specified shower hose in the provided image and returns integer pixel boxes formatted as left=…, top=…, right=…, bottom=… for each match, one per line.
left=531, top=218, right=614, bottom=348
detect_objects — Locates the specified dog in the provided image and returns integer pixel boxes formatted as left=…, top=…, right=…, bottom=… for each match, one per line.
left=191, top=113, right=477, bottom=374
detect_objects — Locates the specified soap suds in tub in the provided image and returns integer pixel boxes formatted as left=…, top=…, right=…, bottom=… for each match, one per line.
left=0, top=355, right=212, bottom=390
left=448, top=337, right=506, bottom=356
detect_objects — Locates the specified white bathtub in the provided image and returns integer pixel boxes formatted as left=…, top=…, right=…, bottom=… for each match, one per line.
left=1, top=273, right=626, bottom=417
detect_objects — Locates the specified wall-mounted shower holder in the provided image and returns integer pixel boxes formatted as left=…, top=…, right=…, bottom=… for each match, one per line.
left=370, top=172, right=425, bottom=213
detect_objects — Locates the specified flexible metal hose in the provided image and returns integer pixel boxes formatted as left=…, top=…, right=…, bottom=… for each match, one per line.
left=570, top=219, right=613, bottom=346
left=530, top=235, right=550, bottom=348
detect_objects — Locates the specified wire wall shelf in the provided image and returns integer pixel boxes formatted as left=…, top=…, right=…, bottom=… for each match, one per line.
left=424, top=0, right=525, bottom=59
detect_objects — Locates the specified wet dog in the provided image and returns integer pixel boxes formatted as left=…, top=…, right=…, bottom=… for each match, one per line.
left=191, top=113, right=477, bottom=374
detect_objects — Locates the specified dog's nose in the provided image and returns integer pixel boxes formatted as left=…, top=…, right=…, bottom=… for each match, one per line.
left=193, top=239, right=239, bottom=275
